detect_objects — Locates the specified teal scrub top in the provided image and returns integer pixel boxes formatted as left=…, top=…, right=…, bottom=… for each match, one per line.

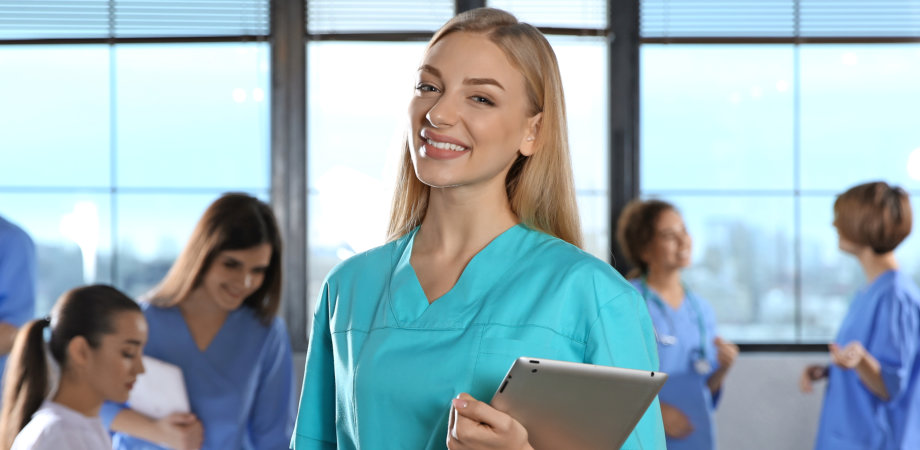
left=292, top=224, right=665, bottom=449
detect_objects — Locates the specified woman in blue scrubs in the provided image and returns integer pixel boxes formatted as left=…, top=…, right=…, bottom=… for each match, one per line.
left=616, top=199, right=739, bottom=450
left=292, top=7, right=664, bottom=450
left=800, top=181, right=920, bottom=450
left=101, top=193, right=295, bottom=449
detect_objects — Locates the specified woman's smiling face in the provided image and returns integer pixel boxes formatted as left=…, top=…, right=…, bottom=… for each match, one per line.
left=408, top=31, right=540, bottom=192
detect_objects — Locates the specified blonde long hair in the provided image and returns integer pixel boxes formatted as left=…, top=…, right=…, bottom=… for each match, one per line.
left=386, top=7, right=582, bottom=248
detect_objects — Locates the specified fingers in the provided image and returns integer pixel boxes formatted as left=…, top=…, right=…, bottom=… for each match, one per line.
left=448, top=393, right=527, bottom=448
left=452, top=393, right=509, bottom=429
left=799, top=368, right=813, bottom=393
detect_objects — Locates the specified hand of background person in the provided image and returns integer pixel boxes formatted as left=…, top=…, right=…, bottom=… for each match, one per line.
left=660, top=402, right=693, bottom=438
left=799, top=364, right=828, bottom=393
left=155, top=412, right=204, bottom=450
left=714, top=336, right=739, bottom=369
left=829, top=341, right=868, bottom=369
left=446, top=392, right=533, bottom=450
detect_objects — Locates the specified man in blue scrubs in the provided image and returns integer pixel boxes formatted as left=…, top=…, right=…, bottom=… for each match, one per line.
left=0, top=214, right=37, bottom=396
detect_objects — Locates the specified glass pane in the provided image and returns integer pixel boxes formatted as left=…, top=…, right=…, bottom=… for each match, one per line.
left=488, top=0, right=606, bottom=29
left=655, top=195, right=796, bottom=343
left=641, top=45, right=795, bottom=191
left=578, top=193, right=609, bottom=262
left=800, top=44, right=920, bottom=192
left=0, top=46, right=110, bottom=188
left=800, top=194, right=920, bottom=341
left=0, top=193, right=113, bottom=317
left=307, top=0, right=453, bottom=34
left=114, top=191, right=268, bottom=299
left=550, top=36, right=608, bottom=192
left=115, top=43, right=270, bottom=190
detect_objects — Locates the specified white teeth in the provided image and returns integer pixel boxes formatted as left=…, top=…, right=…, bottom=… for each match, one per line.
left=426, top=138, right=466, bottom=152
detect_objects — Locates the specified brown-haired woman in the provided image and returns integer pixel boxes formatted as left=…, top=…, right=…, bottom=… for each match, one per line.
left=0, top=285, right=146, bottom=450
left=801, top=181, right=920, bottom=449
left=100, top=192, right=295, bottom=450
left=292, top=8, right=663, bottom=449
left=616, top=198, right=738, bottom=450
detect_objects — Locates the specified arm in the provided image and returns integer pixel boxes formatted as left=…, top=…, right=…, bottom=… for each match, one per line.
left=660, top=402, right=693, bottom=439
left=291, top=284, right=337, bottom=450
left=706, top=337, right=738, bottom=396
left=830, top=342, right=889, bottom=400
left=248, top=319, right=296, bottom=449
left=584, top=289, right=666, bottom=450
left=108, top=409, right=203, bottom=450
left=0, top=228, right=36, bottom=355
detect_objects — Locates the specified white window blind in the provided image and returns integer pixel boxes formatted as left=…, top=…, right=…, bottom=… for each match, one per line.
left=0, top=0, right=269, bottom=40
left=307, top=0, right=454, bottom=34
left=641, top=0, right=920, bottom=39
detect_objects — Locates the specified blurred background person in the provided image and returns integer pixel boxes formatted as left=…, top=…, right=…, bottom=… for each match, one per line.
left=617, top=198, right=738, bottom=449
left=102, top=193, right=295, bottom=450
left=800, top=181, right=920, bottom=449
left=0, top=284, right=146, bottom=450
left=0, top=214, right=37, bottom=397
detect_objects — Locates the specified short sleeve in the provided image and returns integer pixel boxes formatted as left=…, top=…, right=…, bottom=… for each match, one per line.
left=584, top=289, right=666, bottom=450
left=99, top=401, right=127, bottom=429
left=290, top=284, right=337, bottom=450
left=248, top=318, right=296, bottom=449
left=873, top=291, right=920, bottom=402
left=698, top=297, right=723, bottom=407
left=0, top=226, right=36, bottom=326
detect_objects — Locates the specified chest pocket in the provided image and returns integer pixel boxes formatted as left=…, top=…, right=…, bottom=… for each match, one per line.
left=471, top=335, right=581, bottom=401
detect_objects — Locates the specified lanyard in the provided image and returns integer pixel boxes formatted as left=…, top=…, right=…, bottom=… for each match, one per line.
left=637, top=277, right=708, bottom=363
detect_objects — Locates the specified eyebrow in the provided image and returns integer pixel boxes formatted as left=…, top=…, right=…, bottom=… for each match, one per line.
left=123, top=340, right=143, bottom=346
left=418, top=64, right=505, bottom=91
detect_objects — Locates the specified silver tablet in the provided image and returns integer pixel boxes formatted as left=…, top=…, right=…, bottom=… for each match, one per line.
left=490, top=357, right=667, bottom=450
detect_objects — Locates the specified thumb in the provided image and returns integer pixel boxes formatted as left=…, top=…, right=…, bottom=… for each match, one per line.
left=714, top=336, right=724, bottom=346
left=166, top=412, right=197, bottom=425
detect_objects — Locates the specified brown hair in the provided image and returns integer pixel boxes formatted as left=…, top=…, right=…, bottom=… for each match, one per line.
left=0, top=285, right=140, bottom=449
left=387, top=7, right=582, bottom=248
left=148, top=192, right=282, bottom=324
left=616, top=199, right=678, bottom=279
left=834, top=181, right=912, bottom=254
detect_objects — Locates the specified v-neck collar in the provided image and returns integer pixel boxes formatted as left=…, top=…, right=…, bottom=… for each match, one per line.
left=173, top=305, right=239, bottom=354
left=388, top=223, right=528, bottom=327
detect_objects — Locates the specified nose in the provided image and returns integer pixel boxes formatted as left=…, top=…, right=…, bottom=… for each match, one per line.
left=425, top=94, right=458, bottom=128
left=136, top=356, right=146, bottom=375
left=244, top=273, right=254, bottom=288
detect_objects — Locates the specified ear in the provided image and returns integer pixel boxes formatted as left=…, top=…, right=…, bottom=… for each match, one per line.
left=519, top=112, right=542, bottom=157
left=66, top=336, right=93, bottom=369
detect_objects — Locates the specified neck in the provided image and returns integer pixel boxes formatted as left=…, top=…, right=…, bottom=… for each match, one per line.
left=51, top=372, right=102, bottom=417
left=644, top=268, right=684, bottom=307
left=416, top=183, right=518, bottom=257
left=857, top=250, right=898, bottom=284
left=180, top=288, right=230, bottom=323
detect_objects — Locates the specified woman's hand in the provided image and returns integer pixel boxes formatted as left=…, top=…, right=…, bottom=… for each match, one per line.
left=799, top=364, right=828, bottom=393
left=446, top=393, right=533, bottom=450
left=660, top=402, right=693, bottom=439
left=714, top=337, right=739, bottom=369
left=154, top=412, right=204, bottom=450
left=829, top=341, right=867, bottom=369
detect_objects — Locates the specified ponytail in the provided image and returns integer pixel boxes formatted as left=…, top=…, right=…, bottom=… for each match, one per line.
left=0, top=318, right=52, bottom=449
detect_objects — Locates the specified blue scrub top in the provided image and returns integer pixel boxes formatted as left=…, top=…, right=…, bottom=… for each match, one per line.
left=0, top=216, right=37, bottom=389
left=292, top=224, right=666, bottom=450
left=815, top=270, right=920, bottom=450
left=101, top=303, right=296, bottom=450
left=632, top=279, right=721, bottom=450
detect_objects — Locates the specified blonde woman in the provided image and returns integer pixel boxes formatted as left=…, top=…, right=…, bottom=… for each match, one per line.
left=292, top=8, right=664, bottom=449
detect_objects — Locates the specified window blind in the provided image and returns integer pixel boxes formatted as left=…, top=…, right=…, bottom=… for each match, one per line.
left=0, top=0, right=269, bottom=40
left=641, top=0, right=920, bottom=39
left=307, top=0, right=453, bottom=34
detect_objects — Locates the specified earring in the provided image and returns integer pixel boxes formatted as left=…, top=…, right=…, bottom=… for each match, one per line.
left=526, top=136, right=534, bottom=141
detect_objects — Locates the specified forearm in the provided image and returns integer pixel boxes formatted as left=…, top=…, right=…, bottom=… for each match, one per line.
left=109, top=409, right=164, bottom=444
left=707, top=367, right=729, bottom=394
left=0, top=322, right=18, bottom=355
left=854, top=355, right=889, bottom=401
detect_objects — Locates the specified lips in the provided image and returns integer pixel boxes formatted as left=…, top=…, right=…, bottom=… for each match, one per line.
left=419, top=130, right=470, bottom=160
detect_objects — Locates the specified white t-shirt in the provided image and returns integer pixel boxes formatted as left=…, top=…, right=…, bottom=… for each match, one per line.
left=12, top=401, right=112, bottom=450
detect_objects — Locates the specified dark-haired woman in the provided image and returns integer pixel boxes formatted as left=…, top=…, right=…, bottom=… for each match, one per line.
left=616, top=199, right=738, bottom=450
left=101, top=193, right=295, bottom=450
left=0, top=284, right=146, bottom=450
left=800, top=181, right=920, bottom=449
